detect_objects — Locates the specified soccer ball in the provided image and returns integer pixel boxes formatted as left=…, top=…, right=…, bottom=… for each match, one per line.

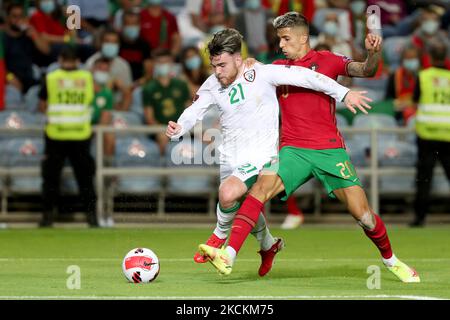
left=122, top=248, right=160, bottom=283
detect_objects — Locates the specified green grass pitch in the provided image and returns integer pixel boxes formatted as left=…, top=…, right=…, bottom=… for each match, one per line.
left=0, top=225, right=449, bottom=300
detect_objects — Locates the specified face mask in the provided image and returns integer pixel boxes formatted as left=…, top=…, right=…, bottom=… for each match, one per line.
left=323, top=21, right=338, bottom=36
left=246, top=0, right=261, bottom=10
left=403, top=58, right=420, bottom=72
left=147, top=0, right=162, bottom=5
left=123, top=26, right=140, bottom=41
left=350, top=1, right=365, bottom=15
left=209, top=25, right=226, bottom=35
left=40, top=0, right=55, bottom=14
left=154, top=63, right=172, bottom=78
left=421, top=20, right=439, bottom=35
left=93, top=71, right=110, bottom=85
left=185, top=55, right=202, bottom=71
left=102, top=43, right=119, bottom=59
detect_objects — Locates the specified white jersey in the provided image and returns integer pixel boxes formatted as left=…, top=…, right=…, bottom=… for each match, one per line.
left=172, top=63, right=349, bottom=174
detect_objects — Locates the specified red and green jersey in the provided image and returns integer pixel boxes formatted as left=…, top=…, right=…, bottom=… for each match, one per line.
left=273, top=49, right=353, bottom=149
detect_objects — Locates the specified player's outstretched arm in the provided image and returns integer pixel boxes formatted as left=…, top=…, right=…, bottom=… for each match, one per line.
left=342, top=90, right=373, bottom=114
left=166, top=121, right=182, bottom=138
left=347, top=33, right=382, bottom=78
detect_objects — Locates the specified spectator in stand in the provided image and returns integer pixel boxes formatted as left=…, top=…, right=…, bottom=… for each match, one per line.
left=235, top=0, right=273, bottom=57
left=142, top=49, right=191, bottom=155
left=349, top=0, right=367, bottom=51
left=263, top=0, right=315, bottom=23
left=118, top=9, right=153, bottom=87
left=113, top=0, right=143, bottom=31
left=314, top=12, right=352, bottom=59
left=140, top=0, right=181, bottom=58
left=411, top=6, right=450, bottom=70
left=180, top=46, right=209, bottom=99
left=185, top=0, right=238, bottom=34
left=91, top=57, right=115, bottom=164
left=256, top=19, right=285, bottom=64
left=29, top=0, right=95, bottom=63
left=386, top=46, right=421, bottom=125
left=85, top=29, right=133, bottom=111
left=3, top=2, right=50, bottom=94
left=198, top=12, right=249, bottom=74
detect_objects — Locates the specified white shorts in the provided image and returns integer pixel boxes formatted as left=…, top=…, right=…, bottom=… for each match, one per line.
left=219, top=156, right=274, bottom=188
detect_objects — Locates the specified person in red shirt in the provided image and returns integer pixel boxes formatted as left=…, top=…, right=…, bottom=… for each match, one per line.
left=200, top=12, right=420, bottom=283
left=140, top=0, right=181, bottom=58
left=29, top=0, right=95, bottom=62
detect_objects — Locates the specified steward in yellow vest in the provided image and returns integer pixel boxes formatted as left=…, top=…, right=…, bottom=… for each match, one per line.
left=39, top=46, right=98, bottom=227
left=411, top=42, right=450, bottom=227
left=416, top=67, right=450, bottom=142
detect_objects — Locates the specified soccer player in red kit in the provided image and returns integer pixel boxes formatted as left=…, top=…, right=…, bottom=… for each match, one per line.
left=199, top=12, right=420, bottom=283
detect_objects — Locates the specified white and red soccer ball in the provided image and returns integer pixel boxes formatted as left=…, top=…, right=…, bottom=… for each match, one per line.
left=122, top=248, right=160, bottom=283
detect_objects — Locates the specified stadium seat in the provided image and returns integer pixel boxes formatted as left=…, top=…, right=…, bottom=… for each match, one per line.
left=23, top=85, right=42, bottom=113
left=6, top=138, right=44, bottom=194
left=352, top=75, right=389, bottom=97
left=345, top=138, right=368, bottom=167
left=378, top=140, right=417, bottom=167
left=336, top=113, right=350, bottom=141
left=112, top=110, right=146, bottom=139
left=352, top=113, right=398, bottom=146
left=165, top=139, right=213, bottom=194
left=0, top=110, right=46, bottom=141
left=114, top=137, right=162, bottom=194
left=432, top=165, right=450, bottom=195
left=405, top=116, right=417, bottom=144
left=379, top=175, right=415, bottom=194
left=5, top=85, right=24, bottom=110
left=129, top=86, right=144, bottom=119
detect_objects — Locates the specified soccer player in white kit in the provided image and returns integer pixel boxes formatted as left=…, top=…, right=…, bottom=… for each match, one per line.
left=166, top=29, right=372, bottom=276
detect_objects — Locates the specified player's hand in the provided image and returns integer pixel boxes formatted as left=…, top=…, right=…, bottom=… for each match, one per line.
left=166, top=121, right=181, bottom=138
left=343, top=91, right=373, bottom=114
left=365, top=33, right=382, bottom=53
left=243, top=58, right=262, bottom=68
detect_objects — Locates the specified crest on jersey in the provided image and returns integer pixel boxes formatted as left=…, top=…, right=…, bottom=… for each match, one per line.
left=244, top=70, right=255, bottom=82
left=309, top=63, right=319, bottom=71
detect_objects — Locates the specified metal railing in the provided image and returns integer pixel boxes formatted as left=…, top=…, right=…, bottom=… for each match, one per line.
left=0, top=125, right=445, bottom=220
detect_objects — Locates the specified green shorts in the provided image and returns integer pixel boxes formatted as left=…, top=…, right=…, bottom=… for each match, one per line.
left=263, top=146, right=362, bottom=200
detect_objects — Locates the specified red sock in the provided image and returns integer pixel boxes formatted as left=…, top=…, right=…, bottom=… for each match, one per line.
left=363, top=214, right=393, bottom=259
left=228, top=195, right=264, bottom=253
left=286, top=196, right=303, bottom=216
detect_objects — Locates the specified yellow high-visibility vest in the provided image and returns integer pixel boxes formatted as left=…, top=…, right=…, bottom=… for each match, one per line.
left=45, top=69, right=94, bottom=140
left=416, top=67, right=450, bottom=142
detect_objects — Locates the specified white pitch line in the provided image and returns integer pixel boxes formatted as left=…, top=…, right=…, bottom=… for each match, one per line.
left=1, top=258, right=450, bottom=262
left=0, top=295, right=447, bottom=300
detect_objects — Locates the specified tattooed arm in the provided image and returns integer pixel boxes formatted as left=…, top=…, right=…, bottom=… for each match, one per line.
left=347, top=33, right=383, bottom=78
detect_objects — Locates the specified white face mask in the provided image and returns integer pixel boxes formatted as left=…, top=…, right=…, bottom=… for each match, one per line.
left=350, top=1, right=366, bottom=15
left=421, top=20, right=439, bottom=35
left=402, top=58, right=420, bottom=72
left=323, top=21, right=338, bottom=36
left=93, top=71, right=110, bottom=85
